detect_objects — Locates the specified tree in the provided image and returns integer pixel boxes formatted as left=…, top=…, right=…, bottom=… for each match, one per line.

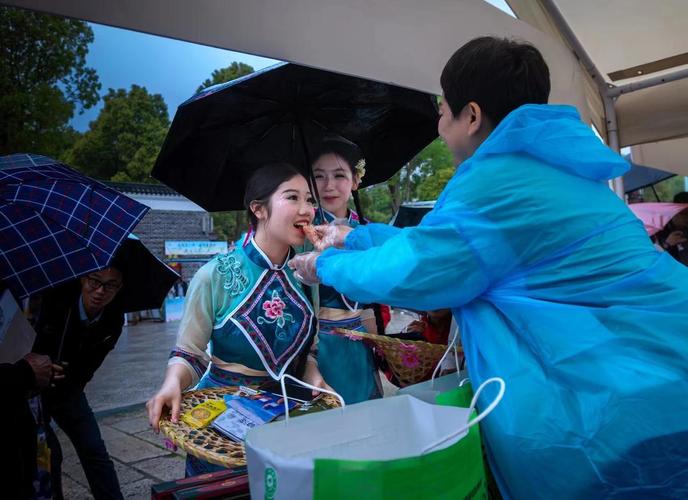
left=199, top=62, right=255, bottom=239
left=413, top=139, right=455, bottom=200
left=0, top=6, right=100, bottom=157
left=66, top=85, right=169, bottom=182
left=196, top=61, right=255, bottom=93
left=212, top=211, right=249, bottom=242
left=358, top=185, right=395, bottom=222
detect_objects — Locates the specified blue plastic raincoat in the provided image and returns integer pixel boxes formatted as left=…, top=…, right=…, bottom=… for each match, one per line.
left=316, top=104, right=688, bottom=499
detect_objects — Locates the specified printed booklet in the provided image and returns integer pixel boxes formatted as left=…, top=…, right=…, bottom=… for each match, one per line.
left=211, top=387, right=297, bottom=442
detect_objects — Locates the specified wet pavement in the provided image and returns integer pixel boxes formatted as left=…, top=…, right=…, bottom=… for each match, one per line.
left=85, top=319, right=179, bottom=413
left=57, top=405, right=187, bottom=499
left=57, top=320, right=184, bottom=499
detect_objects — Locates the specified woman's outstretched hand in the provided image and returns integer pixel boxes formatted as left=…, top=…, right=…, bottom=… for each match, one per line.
left=303, top=356, right=335, bottom=397
left=146, top=364, right=190, bottom=433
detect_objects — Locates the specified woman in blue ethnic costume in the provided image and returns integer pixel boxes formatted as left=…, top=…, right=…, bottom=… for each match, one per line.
left=290, top=38, right=688, bottom=498
left=147, top=164, right=327, bottom=476
left=308, top=138, right=381, bottom=404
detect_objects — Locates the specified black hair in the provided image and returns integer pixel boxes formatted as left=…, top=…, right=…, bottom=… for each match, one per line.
left=673, top=192, right=688, bottom=204
left=244, top=163, right=306, bottom=227
left=311, top=136, right=363, bottom=177
left=440, top=36, right=550, bottom=125
left=311, top=136, right=369, bottom=224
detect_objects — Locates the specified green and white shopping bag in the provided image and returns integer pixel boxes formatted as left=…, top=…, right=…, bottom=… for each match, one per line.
left=245, top=374, right=504, bottom=499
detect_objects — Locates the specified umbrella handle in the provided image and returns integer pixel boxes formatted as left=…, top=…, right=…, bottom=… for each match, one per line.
left=56, top=307, right=72, bottom=363
left=294, top=117, right=326, bottom=221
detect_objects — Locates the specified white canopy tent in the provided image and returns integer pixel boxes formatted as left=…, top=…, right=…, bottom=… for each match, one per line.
left=507, top=0, right=688, bottom=191
left=5, top=0, right=687, bottom=191
left=2, top=0, right=589, bottom=115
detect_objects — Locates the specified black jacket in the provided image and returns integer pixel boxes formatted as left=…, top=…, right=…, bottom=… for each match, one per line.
left=32, top=280, right=124, bottom=393
left=0, top=360, right=38, bottom=499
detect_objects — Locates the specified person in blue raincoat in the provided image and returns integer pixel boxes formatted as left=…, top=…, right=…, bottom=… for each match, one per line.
left=290, top=37, right=688, bottom=499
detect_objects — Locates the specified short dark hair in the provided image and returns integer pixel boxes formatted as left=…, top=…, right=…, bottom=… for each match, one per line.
left=440, top=36, right=550, bottom=125
left=244, top=163, right=305, bottom=226
left=312, top=135, right=363, bottom=176
left=673, top=192, right=688, bottom=204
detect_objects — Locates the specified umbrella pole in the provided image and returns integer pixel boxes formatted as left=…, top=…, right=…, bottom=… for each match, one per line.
left=651, top=185, right=661, bottom=202
left=295, top=119, right=325, bottom=221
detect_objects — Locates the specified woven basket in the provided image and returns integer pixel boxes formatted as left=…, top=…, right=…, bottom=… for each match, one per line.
left=159, top=385, right=340, bottom=467
left=333, top=328, right=461, bottom=387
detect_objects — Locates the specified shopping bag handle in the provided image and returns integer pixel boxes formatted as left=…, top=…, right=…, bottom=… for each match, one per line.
left=422, top=377, right=505, bottom=454
left=430, top=321, right=462, bottom=389
left=279, top=373, right=346, bottom=422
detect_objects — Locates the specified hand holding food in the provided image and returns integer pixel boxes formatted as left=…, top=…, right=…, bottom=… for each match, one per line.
left=299, top=223, right=352, bottom=251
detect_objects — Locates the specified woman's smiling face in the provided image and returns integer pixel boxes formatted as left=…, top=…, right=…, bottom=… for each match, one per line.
left=258, top=174, right=315, bottom=247
left=313, top=153, right=358, bottom=218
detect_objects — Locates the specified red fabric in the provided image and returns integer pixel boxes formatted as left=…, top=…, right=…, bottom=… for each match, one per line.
left=378, top=304, right=391, bottom=327
left=421, top=318, right=449, bottom=345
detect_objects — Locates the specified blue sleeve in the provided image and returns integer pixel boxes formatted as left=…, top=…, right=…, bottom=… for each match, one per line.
left=316, top=161, right=528, bottom=310
left=318, top=222, right=494, bottom=310
left=344, top=223, right=402, bottom=250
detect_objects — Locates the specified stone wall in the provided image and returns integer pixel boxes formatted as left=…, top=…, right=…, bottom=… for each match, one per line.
left=132, top=209, right=219, bottom=283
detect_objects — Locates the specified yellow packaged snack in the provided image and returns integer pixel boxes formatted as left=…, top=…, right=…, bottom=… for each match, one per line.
left=181, top=399, right=227, bottom=429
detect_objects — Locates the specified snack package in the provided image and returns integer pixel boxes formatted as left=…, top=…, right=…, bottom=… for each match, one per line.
left=181, top=399, right=227, bottom=429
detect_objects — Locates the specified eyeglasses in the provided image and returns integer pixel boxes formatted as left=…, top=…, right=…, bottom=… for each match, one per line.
left=85, top=276, right=122, bottom=293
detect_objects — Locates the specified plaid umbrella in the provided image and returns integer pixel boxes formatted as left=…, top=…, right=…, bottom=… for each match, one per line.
left=0, top=153, right=149, bottom=298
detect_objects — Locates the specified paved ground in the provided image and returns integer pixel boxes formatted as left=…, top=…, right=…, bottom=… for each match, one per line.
left=58, top=405, right=186, bottom=499
left=58, top=312, right=414, bottom=498
left=85, top=319, right=179, bottom=413
left=55, top=320, right=181, bottom=498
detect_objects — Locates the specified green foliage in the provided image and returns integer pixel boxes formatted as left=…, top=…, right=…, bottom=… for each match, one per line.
left=357, top=138, right=454, bottom=222
left=212, top=211, right=249, bottom=242
left=0, top=6, right=100, bottom=157
left=417, top=166, right=455, bottom=200
left=358, top=185, right=395, bottom=222
left=641, top=176, right=686, bottom=202
left=405, top=138, right=455, bottom=200
left=196, top=61, right=255, bottom=93
left=66, top=85, right=169, bottom=182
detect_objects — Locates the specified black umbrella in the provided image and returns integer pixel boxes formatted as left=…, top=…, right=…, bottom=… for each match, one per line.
left=622, top=155, right=675, bottom=194
left=152, top=62, right=439, bottom=211
left=112, top=236, right=179, bottom=313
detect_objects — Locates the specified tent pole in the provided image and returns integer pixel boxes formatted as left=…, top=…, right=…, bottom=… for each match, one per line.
left=602, top=94, right=625, bottom=198
left=607, top=67, right=688, bottom=98
left=539, top=0, right=625, bottom=198
left=539, top=0, right=610, bottom=93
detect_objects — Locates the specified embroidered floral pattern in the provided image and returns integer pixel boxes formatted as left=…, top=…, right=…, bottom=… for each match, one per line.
left=231, top=271, right=313, bottom=375
left=216, top=252, right=249, bottom=297
left=399, top=343, right=420, bottom=368
left=257, top=290, right=294, bottom=330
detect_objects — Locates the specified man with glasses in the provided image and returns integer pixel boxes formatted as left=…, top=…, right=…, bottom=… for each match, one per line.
left=32, top=265, right=126, bottom=500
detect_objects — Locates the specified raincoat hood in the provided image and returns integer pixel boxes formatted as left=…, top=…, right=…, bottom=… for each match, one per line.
left=472, top=104, right=629, bottom=181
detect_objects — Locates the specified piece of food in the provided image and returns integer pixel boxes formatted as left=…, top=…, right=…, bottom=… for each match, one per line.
left=300, top=224, right=319, bottom=246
